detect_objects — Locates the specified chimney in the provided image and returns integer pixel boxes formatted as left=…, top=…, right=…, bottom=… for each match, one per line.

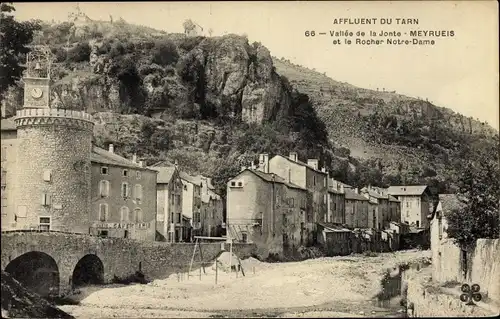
left=241, top=165, right=246, bottom=172
left=321, top=167, right=326, bottom=173
left=132, top=154, right=137, bottom=163
left=307, top=159, right=319, bottom=170
left=340, top=184, right=344, bottom=193
left=139, top=160, right=144, bottom=167
left=251, top=162, right=256, bottom=170
left=289, top=152, right=298, bottom=162
left=354, top=188, right=359, bottom=194
left=174, top=159, right=178, bottom=168
left=108, top=143, right=114, bottom=153
left=288, top=168, right=291, bottom=183
left=258, top=153, right=269, bottom=173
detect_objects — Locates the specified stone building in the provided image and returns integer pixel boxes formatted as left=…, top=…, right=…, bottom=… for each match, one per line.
left=149, top=164, right=183, bottom=242
left=327, top=178, right=346, bottom=225
left=199, top=175, right=224, bottom=237
left=267, top=152, right=328, bottom=245
left=344, top=188, right=369, bottom=228
left=1, top=118, right=18, bottom=229
left=226, top=168, right=308, bottom=259
left=179, top=171, right=202, bottom=241
left=89, top=145, right=157, bottom=241
left=388, top=185, right=432, bottom=228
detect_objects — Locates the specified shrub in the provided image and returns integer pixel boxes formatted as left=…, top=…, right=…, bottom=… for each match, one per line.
left=178, top=36, right=204, bottom=52
left=66, top=42, right=91, bottom=62
left=152, top=39, right=179, bottom=66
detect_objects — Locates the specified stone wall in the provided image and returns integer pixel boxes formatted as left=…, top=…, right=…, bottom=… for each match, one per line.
left=1, top=231, right=256, bottom=295
left=432, top=238, right=500, bottom=304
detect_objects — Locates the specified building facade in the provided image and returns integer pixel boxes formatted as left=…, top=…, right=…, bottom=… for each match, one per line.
left=344, top=189, right=369, bottom=228
left=388, top=185, right=432, bottom=228
left=1, top=119, right=18, bottom=230
left=149, top=165, right=183, bottom=242
left=200, top=175, right=224, bottom=238
left=327, top=179, right=346, bottom=225
left=226, top=168, right=308, bottom=258
left=180, top=171, right=201, bottom=241
left=89, top=145, right=157, bottom=241
left=267, top=152, right=327, bottom=244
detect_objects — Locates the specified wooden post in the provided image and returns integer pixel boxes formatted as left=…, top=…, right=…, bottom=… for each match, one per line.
left=215, top=258, right=218, bottom=285
left=188, top=238, right=199, bottom=279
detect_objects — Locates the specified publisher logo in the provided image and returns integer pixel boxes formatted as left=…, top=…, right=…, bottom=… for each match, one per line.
left=459, top=283, right=482, bottom=305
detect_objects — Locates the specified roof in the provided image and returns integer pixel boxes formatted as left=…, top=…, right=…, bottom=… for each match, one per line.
left=368, top=197, right=378, bottom=205
left=272, top=154, right=328, bottom=175
left=179, top=171, right=202, bottom=186
left=238, top=169, right=307, bottom=191
left=345, top=190, right=369, bottom=201
left=388, top=195, right=400, bottom=202
left=362, top=188, right=388, bottom=200
left=428, top=193, right=465, bottom=220
left=1, top=118, right=16, bottom=131
left=202, top=188, right=221, bottom=203
left=150, top=166, right=177, bottom=184
left=91, top=147, right=155, bottom=171
left=317, top=222, right=352, bottom=233
left=387, top=185, right=429, bottom=196
left=328, top=187, right=344, bottom=195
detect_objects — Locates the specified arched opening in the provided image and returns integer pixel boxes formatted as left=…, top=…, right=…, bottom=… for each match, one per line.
left=5, top=251, right=60, bottom=297
left=72, top=254, right=104, bottom=289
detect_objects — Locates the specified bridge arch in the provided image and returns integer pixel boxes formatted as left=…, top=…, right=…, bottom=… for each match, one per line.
left=72, top=254, right=104, bottom=288
left=4, top=251, right=60, bottom=297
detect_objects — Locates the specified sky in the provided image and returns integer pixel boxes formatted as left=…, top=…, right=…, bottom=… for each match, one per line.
left=12, top=1, right=499, bottom=130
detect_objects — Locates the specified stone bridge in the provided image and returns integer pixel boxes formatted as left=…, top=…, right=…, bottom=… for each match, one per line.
left=1, top=231, right=256, bottom=297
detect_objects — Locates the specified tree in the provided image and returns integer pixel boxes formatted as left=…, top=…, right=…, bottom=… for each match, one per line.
left=446, top=148, right=500, bottom=249
left=182, top=19, right=196, bottom=35
left=0, top=3, right=41, bottom=99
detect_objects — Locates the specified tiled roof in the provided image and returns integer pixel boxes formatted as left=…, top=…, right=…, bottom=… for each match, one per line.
left=428, top=194, right=466, bottom=220
left=150, top=166, right=177, bottom=184
left=244, top=169, right=307, bottom=191
left=179, top=171, right=202, bottom=186
left=1, top=118, right=16, bottom=131
left=389, top=195, right=400, bottom=202
left=362, top=188, right=387, bottom=200
left=272, top=154, right=328, bottom=175
left=91, top=146, right=155, bottom=171
left=345, top=190, right=369, bottom=201
left=387, top=185, right=429, bottom=196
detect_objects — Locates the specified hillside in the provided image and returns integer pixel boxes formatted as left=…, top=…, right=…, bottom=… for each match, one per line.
left=2, top=17, right=498, bottom=196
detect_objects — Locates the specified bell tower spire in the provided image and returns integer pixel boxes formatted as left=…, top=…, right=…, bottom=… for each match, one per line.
left=23, top=45, right=53, bottom=109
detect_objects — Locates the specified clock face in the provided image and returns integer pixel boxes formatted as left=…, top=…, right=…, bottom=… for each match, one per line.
left=31, top=88, right=43, bottom=99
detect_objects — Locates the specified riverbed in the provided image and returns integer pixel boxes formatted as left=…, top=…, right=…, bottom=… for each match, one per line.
left=60, top=250, right=430, bottom=318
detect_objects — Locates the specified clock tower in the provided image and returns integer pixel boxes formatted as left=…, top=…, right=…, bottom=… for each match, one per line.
left=23, top=46, right=52, bottom=109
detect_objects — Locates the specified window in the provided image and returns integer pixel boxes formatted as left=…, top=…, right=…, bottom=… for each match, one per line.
left=122, top=169, right=129, bottom=177
left=100, top=167, right=108, bottom=175
left=41, top=193, right=51, bottom=206
left=124, top=230, right=129, bottom=238
left=135, top=208, right=143, bottom=222
left=170, top=212, right=174, bottom=224
left=39, top=217, right=51, bottom=231
left=237, top=181, right=243, bottom=187
left=99, top=203, right=108, bottom=221
left=406, top=211, right=409, bottom=218
left=323, top=177, right=326, bottom=187
left=136, top=171, right=141, bottom=179
left=135, top=184, right=143, bottom=203
left=313, top=176, right=316, bottom=186
left=333, top=203, right=337, bottom=211
left=416, top=220, right=420, bottom=228
left=121, top=182, right=129, bottom=198
left=241, top=232, right=248, bottom=243
left=120, top=206, right=129, bottom=221
left=289, top=198, right=294, bottom=207
left=438, top=217, right=443, bottom=239
left=43, top=169, right=52, bottom=182
left=99, top=180, right=110, bottom=197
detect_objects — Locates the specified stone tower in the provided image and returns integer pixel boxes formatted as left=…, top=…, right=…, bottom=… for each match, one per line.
left=13, top=46, right=94, bottom=233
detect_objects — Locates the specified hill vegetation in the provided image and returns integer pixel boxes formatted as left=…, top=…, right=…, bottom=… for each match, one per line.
left=1, top=12, right=498, bottom=198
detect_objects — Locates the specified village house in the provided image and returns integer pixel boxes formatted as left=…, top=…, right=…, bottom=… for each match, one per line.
left=344, top=188, right=369, bottom=228
left=316, top=223, right=353, bottom=256
left=267, top=152, right=328, bottom=244
left=179, top=171, right=202, bottom=241
left=367, top=196, right=378, bottom=229
left=226, top=168, right=308, bottom=259
left=149, top=164, right=183, bottom=242
left=388, top=194, right=401, bottom=223
left=199, top=175, right=224, bottom=237
left=327, top=178, right=345, bottom=224
left=90, top=145, right=158, bottom=241
left=388, top=185, right=432, bottom=228
left=361, top=186, right=392, bottom=230
left=1, top=118, right=17, bottom=229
